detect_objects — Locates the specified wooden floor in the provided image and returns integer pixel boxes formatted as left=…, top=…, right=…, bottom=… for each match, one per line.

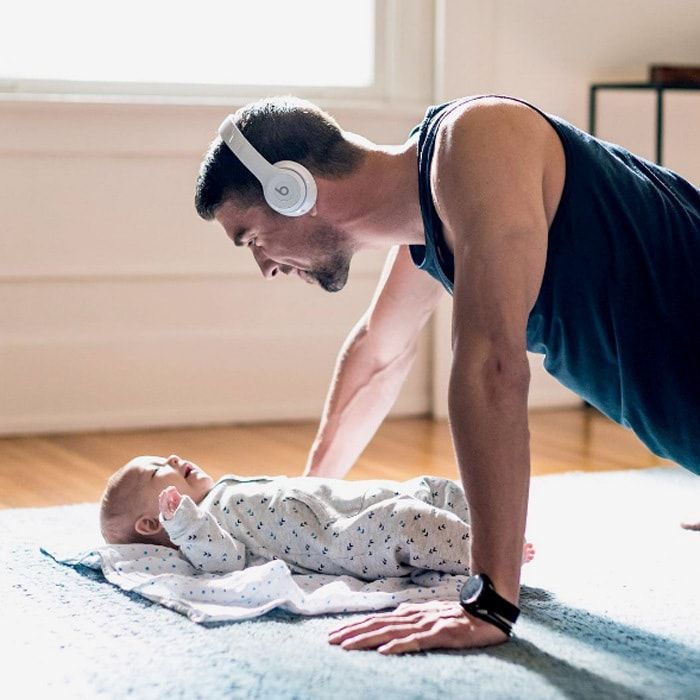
left=0, top=407, right=673, bottom=509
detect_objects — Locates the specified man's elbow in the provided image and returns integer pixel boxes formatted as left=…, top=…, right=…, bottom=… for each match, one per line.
left=448, top=352, right=530, bottom=407
left=482, top=351, right=531, bottom=387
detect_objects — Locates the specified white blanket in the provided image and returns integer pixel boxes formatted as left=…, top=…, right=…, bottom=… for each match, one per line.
left=42, top=543, right=467, bottom=623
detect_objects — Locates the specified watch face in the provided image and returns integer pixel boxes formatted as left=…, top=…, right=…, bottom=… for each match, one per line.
left=460, top=575, right=484, bottom=605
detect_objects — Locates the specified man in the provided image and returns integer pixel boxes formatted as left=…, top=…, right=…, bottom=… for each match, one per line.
left=194, top=95, right=700, bottom=654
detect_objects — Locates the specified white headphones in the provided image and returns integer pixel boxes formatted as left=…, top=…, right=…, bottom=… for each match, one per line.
left=218, top=115, right=318, bottom=217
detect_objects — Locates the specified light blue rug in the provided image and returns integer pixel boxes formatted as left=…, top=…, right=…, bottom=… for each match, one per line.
left=2, top=467, right=699, bottom=699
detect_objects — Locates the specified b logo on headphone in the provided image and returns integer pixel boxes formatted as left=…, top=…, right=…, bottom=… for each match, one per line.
left=218, top=116, right=318, bottom=217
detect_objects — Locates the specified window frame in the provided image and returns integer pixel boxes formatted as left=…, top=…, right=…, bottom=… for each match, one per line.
left=0, top=0, right=434, bottom=105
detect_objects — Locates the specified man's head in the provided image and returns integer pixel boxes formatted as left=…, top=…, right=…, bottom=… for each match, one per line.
left=195, top=96, right=366, bottom=292
left=100, top=454, right=215, bottom=546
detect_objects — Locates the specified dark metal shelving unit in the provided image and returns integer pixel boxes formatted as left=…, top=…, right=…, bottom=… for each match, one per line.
left=589, top=81, right=700, bottom=166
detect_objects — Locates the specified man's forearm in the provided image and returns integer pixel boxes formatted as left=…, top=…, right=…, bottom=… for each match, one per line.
left=449, top=366, right=531, bottom=604
left=305, top=319, right=417, bottom=478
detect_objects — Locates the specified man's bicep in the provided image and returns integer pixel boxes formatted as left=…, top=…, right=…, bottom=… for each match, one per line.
left=449, top=227, right=547, bottom=380
left=436, top=102, right=550, bottom=370
left=363, top=245, right=444, bottom=366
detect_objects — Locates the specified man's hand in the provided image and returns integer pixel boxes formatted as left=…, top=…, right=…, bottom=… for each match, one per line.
left=328, top=600, right=508, bottom=654
left=159, top=486, right=182, bottom=520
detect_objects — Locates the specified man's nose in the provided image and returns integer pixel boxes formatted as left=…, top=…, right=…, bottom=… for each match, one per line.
left=252, top=248, right=279, bottom=279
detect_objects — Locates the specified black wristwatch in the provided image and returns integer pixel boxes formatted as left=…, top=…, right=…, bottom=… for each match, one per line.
left=459, top=573, right=520, bottom=637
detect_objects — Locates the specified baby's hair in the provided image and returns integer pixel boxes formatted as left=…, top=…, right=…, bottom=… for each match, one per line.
left=100, top=463, right=155, bottom=545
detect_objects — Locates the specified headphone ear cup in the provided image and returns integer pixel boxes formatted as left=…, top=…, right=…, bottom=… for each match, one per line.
left=263, top=169, right=305, bottom=216
left=268, top=161, right=318, bottom=217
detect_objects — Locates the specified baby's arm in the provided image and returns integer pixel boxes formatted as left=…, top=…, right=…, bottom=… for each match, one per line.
left=159, top=487, right=246, bottom=574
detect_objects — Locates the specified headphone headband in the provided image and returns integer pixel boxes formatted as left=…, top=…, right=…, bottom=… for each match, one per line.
left=217, top=115, right=317, bottom=217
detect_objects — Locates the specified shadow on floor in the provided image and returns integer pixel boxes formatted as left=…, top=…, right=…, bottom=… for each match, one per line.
left=486, top=585, right=700, bottom=699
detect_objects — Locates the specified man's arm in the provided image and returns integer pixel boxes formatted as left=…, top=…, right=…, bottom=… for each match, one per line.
left=304, top=244, right=444, bottom=477
left=328, top=98, right=551, bottom=653
left=447, top=241, right=534, bottom=604
left=442, top=99, right=548, bottom=603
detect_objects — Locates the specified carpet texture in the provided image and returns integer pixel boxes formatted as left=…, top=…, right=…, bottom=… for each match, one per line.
left=2, top=466, right=699, bottom=699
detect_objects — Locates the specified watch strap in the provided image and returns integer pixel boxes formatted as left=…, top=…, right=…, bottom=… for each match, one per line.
left=460, top=573, right=520, bottom=637
left=469, top=608, right=514, bottom=637
left=484, top=584, right=520, bottom=625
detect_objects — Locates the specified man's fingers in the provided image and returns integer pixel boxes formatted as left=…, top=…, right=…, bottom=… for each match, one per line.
left=378, top=631, right=428, bottom=655
left=378, top=627, right=453, bottom=655
left=328, top=613, right=396, bottom=641
left=328, top=612, right=424, bottom=644
left=337, top=621, right=436, bottom=651
left=328, top=603, right=434, bottom=639
left=329, top=604, right=509, bottom=655
left=329, top=601, right=466, bottom=645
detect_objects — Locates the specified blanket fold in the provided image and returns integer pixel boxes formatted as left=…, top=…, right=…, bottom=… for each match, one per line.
left=41, top=543, right=466, bottom=623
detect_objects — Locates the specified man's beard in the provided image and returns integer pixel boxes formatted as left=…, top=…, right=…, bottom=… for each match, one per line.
left=308, top=251, right=351, bottom=293
left=305, top=224, right=354, bottom=292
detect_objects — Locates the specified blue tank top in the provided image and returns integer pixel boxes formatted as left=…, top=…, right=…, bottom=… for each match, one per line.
left=410, top=95, right=700, bottom=474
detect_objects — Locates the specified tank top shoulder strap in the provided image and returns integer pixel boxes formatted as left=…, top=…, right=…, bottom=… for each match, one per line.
left=409, top=94, right=564, bottom=294
left=410, top=94, right=527, bottom=294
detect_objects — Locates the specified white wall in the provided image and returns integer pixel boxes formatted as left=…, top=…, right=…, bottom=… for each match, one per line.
left=436, top=0, right=700, bottom=182
left=429, top=0, right=700, bottom=418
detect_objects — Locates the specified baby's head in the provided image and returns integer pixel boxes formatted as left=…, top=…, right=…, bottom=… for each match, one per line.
left=100, top=454, right=215, bottom=546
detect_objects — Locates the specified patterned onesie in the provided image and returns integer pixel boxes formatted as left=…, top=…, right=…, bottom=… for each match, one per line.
left=160, top=474, right=472, bottom=580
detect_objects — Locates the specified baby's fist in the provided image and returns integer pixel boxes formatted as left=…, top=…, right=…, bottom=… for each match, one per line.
left=159, top=486, right=182, bottom=520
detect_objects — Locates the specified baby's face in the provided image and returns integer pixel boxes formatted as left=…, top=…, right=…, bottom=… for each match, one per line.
left=126, top=454, right=216, bottom=514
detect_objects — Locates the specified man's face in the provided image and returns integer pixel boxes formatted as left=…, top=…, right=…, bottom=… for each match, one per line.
left=215, top=199, right=355, bottom=293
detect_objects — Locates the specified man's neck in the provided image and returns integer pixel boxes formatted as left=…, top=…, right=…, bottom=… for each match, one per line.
left=320, top=138, right=425, bottom=250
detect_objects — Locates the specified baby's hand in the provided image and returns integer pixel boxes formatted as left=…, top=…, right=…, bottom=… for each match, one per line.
left=159, top=486, right=182, bottom=520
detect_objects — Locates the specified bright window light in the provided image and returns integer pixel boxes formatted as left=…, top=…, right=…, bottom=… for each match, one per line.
left=1, top=0, right=375, bottom=88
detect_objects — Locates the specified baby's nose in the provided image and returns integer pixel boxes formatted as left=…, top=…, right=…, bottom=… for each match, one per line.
left=167, top=455, right=180, bottom=466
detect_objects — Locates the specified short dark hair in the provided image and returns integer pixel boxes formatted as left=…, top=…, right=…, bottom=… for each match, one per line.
left=195, top=96, right=365, bottom=220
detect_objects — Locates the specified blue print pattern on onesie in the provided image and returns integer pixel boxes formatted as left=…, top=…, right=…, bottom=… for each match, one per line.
left=160, top=475, right=472, bottom=580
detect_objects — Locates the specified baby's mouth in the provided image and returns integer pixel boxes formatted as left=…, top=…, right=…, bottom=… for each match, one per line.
left=184, top=464, right=194, bottom=478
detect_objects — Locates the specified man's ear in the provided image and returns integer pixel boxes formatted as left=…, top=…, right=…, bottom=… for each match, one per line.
left=134, top=515, right=162, bottom=537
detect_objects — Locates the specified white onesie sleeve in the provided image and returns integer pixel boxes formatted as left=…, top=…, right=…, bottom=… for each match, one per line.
left=159, top=494, right=246, bottom=573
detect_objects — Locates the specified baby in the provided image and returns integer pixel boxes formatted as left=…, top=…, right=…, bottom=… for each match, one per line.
left=100, top=454, right=535, bottom=580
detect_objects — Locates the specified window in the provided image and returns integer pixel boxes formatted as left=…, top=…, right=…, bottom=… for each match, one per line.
left=1, top=0, right=378, bottom=97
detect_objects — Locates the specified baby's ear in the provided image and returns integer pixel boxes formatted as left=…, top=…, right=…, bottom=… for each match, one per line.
left=134, top=515, right=163, bottom=537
